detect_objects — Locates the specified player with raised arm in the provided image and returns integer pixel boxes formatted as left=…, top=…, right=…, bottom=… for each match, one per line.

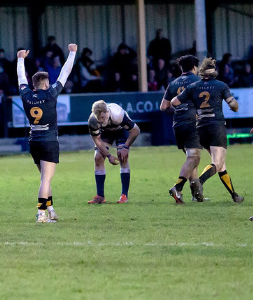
left=171, top=57, right=244, bottom=203
left=160, top=55, right=204, bottom=204
left=17, top=43, right=78, bottom=222
left=87, top=100, right=140, bottom=204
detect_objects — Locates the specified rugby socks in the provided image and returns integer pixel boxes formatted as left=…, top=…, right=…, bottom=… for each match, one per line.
left=199, top=164, right=217, bottom=185
left=37, top=198, right=47, bottom=211
left=120, top=168, right=130, bottom=196
left=47, top=196, right=54, bottom=213
left=174, top=176, right=187, bottom=192
left=218, top=170, right=235, bottom=196
left=95, top=170, right=106, bottom=197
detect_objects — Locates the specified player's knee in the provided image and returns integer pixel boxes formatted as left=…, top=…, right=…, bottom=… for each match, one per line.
left=187, top=155, right=200, bottom=168
left=212, top=160, right=223, bottom=172
left=94, top=153, right=105, bottom=166
left=186, top=148, right=201, bottom=157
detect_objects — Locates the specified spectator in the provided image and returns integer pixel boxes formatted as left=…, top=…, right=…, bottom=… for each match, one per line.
left=127, top=73, right=138, bottom=92
left=155, top=58, right=168, bottom=91
left=77, top=56, right=102, bottom=92
left=80, top=47, right=93, bottom=62
left=0, top=67, right=10, bottom=95
left=238, top=62, right=253, bottom=87
left=0, top=49, right=11, bottom=79
left=44, top=55, right=62, bottom=84
left=217, top=53, right=238, bottom=87
left=110, top=72, right=124, bottom=92
left=165, top=68, right=176, bottom=86
left=147, top=29, right=171, bottom=69
left=40, top=36, right=65, bottom=66
left=62, top=79, right=77, bottom=94
left=34, top=57, right=46, bottom=72
left=147, top=69, right=158, bottom=91
left=112, top=43, right=137, bottom=90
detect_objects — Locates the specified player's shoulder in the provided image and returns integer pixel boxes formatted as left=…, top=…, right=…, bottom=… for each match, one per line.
left=19, top=84, right=31, bottom=93
left=213, top=79, right=229, bottom=88
left=185, top=79, right=201, bottom=89
left=188, top=73, right=200, bottom=82
left=48, top=81, right=63, bottom=96
left=88, top=113, right=99, bottom=128
left=108, top=103, right=125, bottom=123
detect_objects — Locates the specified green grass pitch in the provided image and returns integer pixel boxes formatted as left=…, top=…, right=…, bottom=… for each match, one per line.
left=0, top=144, right=253, bottom=300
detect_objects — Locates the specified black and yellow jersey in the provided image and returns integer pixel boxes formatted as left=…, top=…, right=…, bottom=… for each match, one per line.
left=177, top=78, right=232, bottom=128
left=19, top=81, right=63, bottom=141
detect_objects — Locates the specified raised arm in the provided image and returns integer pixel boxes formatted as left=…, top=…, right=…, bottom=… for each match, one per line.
left=57, top=43, right=78, bottom=87
left=17, top=50, right=30, bottom=86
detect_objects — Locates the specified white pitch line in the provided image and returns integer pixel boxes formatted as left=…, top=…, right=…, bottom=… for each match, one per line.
left=0, top=241, right=251, bottom=248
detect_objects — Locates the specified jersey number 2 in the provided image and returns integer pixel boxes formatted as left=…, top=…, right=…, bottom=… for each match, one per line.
left=199, top=92, right=210, bottom=108
left=30, top=107, right=43, bottom=124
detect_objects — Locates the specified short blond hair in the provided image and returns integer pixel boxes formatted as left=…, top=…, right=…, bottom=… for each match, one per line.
left=92, top=100, right=108, bottom=118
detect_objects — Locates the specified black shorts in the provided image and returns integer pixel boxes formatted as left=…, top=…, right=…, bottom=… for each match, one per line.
left=29, top=141, right=59, bottom=164
left=174, top=123, right=202, bottom=150
left=100, top=129, right=129, bottom=146
left=198, top=124, right=227, bottom=149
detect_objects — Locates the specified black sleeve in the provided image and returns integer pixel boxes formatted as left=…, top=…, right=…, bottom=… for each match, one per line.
left=19, top=84, right=31, bottom=97
left=48, top=81, right=64, bottom=100
left=88, top=115, right=101, bottom=136
left=163, top=84, right=172, bottom=101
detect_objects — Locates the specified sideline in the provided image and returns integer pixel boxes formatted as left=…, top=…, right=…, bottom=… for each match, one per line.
left=1, top=241, right=249, bottom=247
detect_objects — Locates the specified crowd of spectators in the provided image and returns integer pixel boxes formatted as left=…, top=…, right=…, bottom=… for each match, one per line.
left=1, top=32, right=253, bottom=98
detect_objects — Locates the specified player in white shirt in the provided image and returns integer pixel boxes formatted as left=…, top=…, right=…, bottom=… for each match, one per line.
left=88, top=100, right=140, bottom=203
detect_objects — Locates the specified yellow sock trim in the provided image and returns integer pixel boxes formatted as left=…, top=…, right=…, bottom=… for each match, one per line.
left=175, top=178, right=183, bottom=185
left=200, top=164, right=214, bottom=176
left=221, top=174, right=233, bottom=192
left=46, top=200, right=52, bottom=206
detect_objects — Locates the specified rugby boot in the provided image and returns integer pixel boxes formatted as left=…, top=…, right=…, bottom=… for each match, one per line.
left=169, top=187, right=185, bottom=204
left=249, top=216, right=253, bottom=221
left=117, top=194, right=128, bottom=203
left=192, top=196, right=210, bottom=201
left=190, top=179, right=204, bottom=202
left=36, top=212, right=48, bottom=223
left=48, top=210, right=58, bottom=221
left=88, top=195, right=105, bottom=204
left=232, top=193, right=244, bottom=203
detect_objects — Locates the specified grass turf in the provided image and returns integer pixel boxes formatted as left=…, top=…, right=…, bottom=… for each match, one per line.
left=0, top=144, right=253, bottom=300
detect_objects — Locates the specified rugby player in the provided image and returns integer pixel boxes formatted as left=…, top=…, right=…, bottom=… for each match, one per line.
left=160, top=55, right=204, bottom=204
left=17, top=43, right=78, bottom=222
left=87, top=100, right=140, bottom=204
left=171, top=57, right=244, bottom=203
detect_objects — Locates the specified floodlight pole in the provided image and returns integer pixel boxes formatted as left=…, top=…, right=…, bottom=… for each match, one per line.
left=195, top=0, right=208, bottom=61
left=136, top=0, right=148, bottom=92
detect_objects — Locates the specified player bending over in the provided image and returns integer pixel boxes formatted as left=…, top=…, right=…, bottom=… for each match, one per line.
left=17, top=43, right=78, bottom=222
left=171, top=57, right=244, bottom=203
left=88, top=100, right=140, bottom=204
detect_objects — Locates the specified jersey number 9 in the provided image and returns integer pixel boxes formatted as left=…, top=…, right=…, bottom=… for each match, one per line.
left=30, top=107, right=43, bottom=124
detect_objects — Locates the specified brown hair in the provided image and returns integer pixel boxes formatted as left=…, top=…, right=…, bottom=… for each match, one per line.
left=32, top=71, right=49, bottom=89
left=92, top=100, right=108, bottom=118
left=199, top=57, right=218, bottom=79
